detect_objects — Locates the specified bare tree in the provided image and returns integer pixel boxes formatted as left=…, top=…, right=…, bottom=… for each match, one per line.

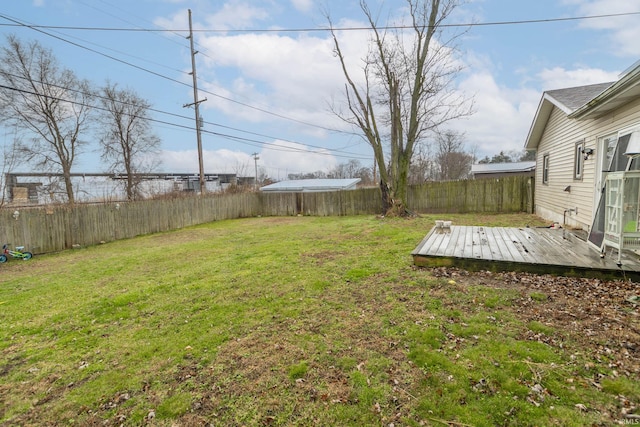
left=329, top=0, right=472, bottom=215
left=0, top=138, right=19, bottom=206
left=98, top=82, right=161, bottom=200
left=257, top=166, right=272, bottom=186
left=0, top=35, right=94, bottom=205
left=327, top=159, right=373, bottom=185
left=409, top=142, right=436, bottom=184
left=434, top=130, right=471, bottom=180
left=288, top=171, right=327, bottom=180
left=231, top=161, right=252, bottom=191
left=478, top=151, right=512, bottom=164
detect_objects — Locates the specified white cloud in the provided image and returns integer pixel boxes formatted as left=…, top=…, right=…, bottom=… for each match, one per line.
left=454, top=62, right=624, bottom=158
left=153, top=9, right=189, bottom=30
left=200, top=32, right=339, bottom=93
left=537, top=66, right=620, bottom=89
left=160, top=141, right=338, bottom=178
left=192, top=8, right=537, bottom=162
left=171, top=2, right=636, bottom=166
left=261, top=140, right=338, bottom=177
left=455, top=45, right=627, bottom=159
left=154, top=1, right=269, bottom=31
left=290, top=0, right=313, bottom=13
left=204, top=1, right=270, bottom=30
left=160, top=148, right=253, bottom=173
left=155, top=9, right=370, bottom=175
left=196, top=26, right=368, bottom=132
left=456, top=71, right=540, bottom=157
left=566, top=0, right=640, bottom=57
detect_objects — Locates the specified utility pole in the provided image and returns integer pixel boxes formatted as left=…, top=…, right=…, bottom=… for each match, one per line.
left=252, top=152, right=259, bottom=190
left=183, top=9, right=207, bottom=194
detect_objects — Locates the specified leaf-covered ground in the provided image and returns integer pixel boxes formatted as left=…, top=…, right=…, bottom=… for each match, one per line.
left=431, top=267, right=640, bottom=421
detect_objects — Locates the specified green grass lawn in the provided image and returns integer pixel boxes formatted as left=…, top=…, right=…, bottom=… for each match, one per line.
left=0, top=213, right=638, bottom=426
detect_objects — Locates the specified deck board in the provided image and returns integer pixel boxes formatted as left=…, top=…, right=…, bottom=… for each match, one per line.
left=495, top=227, right=526, bottom=263
left=443, top=226, right=461, bottom=257
left=412, top=225, right=640, bottom=280
left=483, top=227, right=504, bottom=261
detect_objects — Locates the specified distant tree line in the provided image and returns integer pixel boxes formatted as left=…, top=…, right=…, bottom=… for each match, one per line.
left=288, top=131, right=477, bottom=185
left=288, top=143, right=535, bottom=187
left=477, top=150, right=535, bottom=164
left=0, top=35, right=160, bottom=204
left=287, top=159, right=376, bottom=186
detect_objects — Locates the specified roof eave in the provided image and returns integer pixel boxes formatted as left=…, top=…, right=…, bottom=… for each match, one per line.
left=569, top=66, right=640, bottom=120
left=524, top=94, right=557, bottom=150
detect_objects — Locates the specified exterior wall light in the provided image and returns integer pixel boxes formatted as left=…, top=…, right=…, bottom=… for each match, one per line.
left=12, top=210, right=19, bottom=220
left=582, top=147, right=594, bottom=160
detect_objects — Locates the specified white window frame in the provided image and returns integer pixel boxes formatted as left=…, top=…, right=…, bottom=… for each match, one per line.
left=542, top=154, right=550, bottom=185
left=574, top=140, right=585, bottom=180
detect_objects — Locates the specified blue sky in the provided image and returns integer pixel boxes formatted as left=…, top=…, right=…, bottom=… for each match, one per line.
left=1, top=0, right=640, bottom=179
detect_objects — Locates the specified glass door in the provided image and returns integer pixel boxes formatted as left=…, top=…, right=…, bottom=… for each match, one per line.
left=588, top=133, right=631, bottom=248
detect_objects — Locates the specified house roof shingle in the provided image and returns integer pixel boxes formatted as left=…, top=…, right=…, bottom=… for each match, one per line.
left=545, top=82, right=613, bottom=113
left=525, top=61, right=640, bottom=151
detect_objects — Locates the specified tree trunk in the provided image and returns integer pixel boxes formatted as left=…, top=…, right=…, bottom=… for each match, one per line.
left=328, top=1, right=471, bottom=219
left=380, top=180, right=392, bottom=214
left=62, top=166, right=75, bottom=205
left=125, top=161, right=134, bottom=201
left=380, top=180, right=408, bottom=217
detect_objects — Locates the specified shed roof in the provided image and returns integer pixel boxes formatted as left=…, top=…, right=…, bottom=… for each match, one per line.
left=259, top=178, right=361, bottom=192
left=471, top=161, right=536, bottom=175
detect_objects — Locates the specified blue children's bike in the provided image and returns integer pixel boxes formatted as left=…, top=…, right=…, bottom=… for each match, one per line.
left=0, top=244, right=33, bottom=262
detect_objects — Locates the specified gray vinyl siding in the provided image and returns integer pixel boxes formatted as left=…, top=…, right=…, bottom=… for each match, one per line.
left=535, top=97, right=640, bottom=230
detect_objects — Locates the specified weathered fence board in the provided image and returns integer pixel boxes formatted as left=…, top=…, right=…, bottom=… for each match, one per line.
left=407, top=176, right=533, bottom=213
left=0, top=177, right=533, bottom=254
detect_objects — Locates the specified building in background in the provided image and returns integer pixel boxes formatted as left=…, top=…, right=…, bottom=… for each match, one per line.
left=470, top=161, right=536, bottom=179
left=4, top=172, right=253, bottom=205
left=259, top=178, right=361, bottom=193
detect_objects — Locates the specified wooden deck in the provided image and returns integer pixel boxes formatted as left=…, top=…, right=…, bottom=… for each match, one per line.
left=412, top=225, right=640, bottom=281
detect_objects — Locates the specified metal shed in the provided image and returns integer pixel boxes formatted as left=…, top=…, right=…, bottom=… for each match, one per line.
left=470, top=161, right=536, bottom=179
left=259, top=178, right=361, bottom=193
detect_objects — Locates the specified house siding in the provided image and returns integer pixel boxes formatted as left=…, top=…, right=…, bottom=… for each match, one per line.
left=535, top=97, right=640, bottom=230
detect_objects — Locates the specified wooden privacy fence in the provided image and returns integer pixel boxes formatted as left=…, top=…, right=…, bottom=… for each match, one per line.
left=408, top=176, right=533, bottom=214
left=0, top=176, right=533, bottom=254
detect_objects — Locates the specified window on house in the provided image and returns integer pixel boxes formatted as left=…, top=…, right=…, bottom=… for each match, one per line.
left=602, top=134, right=617, bottom=171
left=542, top=154, right=549, bottom=184
left=574, top=140, right=585, bottom=180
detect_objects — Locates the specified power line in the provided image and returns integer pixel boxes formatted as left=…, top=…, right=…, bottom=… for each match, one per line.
left=7, top=6, right=627, bottom=165
left=0, top=12, right=356, bottom=136
left=3, top=69, right=367, bottom=158
left=3, top=7, right=638, bottom=137
left=0, top=82, right=370, bottom=161
left=1, top=11, right=639, bottom=32
left=8, top=7, right=636, bottom=143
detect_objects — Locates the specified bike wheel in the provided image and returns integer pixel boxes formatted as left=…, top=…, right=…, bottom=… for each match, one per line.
left=23, top=252, right=33, bottom=260
left=0, top=254, right=7, bottom=263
